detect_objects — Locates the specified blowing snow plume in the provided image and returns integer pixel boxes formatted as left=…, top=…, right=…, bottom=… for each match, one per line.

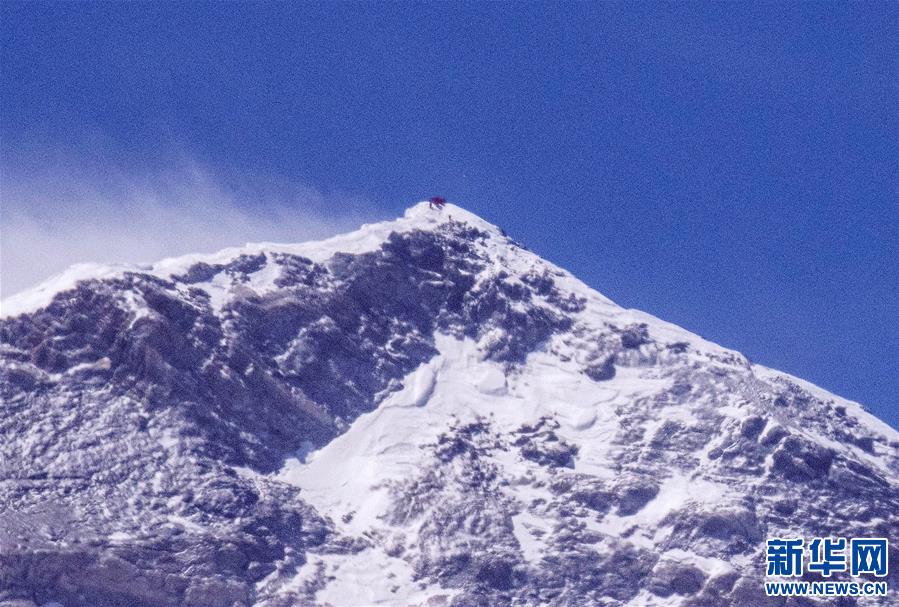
left=0, top=161, right=375, bottom=299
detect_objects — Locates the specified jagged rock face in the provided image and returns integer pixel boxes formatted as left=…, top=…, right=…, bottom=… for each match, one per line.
left=0, top=204, right=897, bottom=607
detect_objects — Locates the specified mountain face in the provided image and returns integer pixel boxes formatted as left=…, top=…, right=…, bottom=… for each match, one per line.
left=1, top=202, right=897, bottom=607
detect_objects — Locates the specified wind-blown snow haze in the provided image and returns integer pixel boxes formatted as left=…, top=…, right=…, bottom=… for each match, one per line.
left=0, top=162, right=375, bottom=298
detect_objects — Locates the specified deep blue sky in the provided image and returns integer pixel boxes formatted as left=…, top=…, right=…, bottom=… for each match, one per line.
left=2, top=2, right=897, bottom=427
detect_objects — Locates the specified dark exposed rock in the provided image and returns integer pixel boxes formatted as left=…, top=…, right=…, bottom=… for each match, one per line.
left=740, top=415, right=767, bottom=441
left=616, top=481, right=659, bottom=516
left=648, top=561, right=707, bottom=597
left=771, top=437, right=835, bottom=482
left=568, top=478, right=614, bottom=514
left=585, top=355, right=616, bottom=381
left=475, top=558, right=517, bottom=591
left=620, top=323, right=650, bottom=349
left=514, top=419, right=579, bottom=468
left=174, top=262, right=226, bottom=284
left=667, top=341, right=690, bottom=354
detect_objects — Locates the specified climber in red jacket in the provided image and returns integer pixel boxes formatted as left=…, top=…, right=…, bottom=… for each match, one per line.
left=429, top=196, right=447, bottom=210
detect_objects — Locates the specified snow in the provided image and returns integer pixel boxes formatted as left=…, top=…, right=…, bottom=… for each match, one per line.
left=1, top=262, right=132, bottom=318
left=752, top=363, right=896, bottom=440
left=65, top=357, right=112, bottom=375
left=167, top=514, right=205, bottom=534
left=660, top=548, right=733, bottom=577
left=277, top=343, right=462, bottom=537
left=157, top=429, right=179, bottom=450
left=282, top=547, right=456, bottom=607
left=108, top=531, right=133, bottom=543
left=511, top=508, right=551, bottom=564
left=201, top=268, right=234, bottom=314
left=274, top=322, right=744, bottom=601
left=473, top=365, right=508, bottom=396
left=751, top=363, right=899, bottom=478
left=276, top=335, right=554, bottom=598
left=403, top=364, right=437, bottom=409
left=244, top=257, right=284, bottom=297
left=567, top=409, right=598, bottom=431
left=146, top=202, right=497, bottom=284
left=591, top=471, right=734, bottom=546
left=624, top=589, right=682, bottom=607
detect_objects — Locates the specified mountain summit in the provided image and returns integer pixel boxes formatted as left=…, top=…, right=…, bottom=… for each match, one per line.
left=1, top=203, right=897, bottom=607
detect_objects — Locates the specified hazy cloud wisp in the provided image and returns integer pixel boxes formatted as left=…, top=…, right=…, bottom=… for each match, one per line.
left=1, top=163, right=381, bottom=299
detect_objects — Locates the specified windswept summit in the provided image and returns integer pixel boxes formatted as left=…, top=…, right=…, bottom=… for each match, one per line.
left=1, top=202, right=897, bottom=606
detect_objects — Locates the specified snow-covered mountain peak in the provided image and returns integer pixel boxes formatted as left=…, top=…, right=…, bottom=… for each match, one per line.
left=1, top=201, right=897, bottom=607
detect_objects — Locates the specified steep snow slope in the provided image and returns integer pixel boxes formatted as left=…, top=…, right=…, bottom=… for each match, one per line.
left=1, top=202, right=897, bottom=607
